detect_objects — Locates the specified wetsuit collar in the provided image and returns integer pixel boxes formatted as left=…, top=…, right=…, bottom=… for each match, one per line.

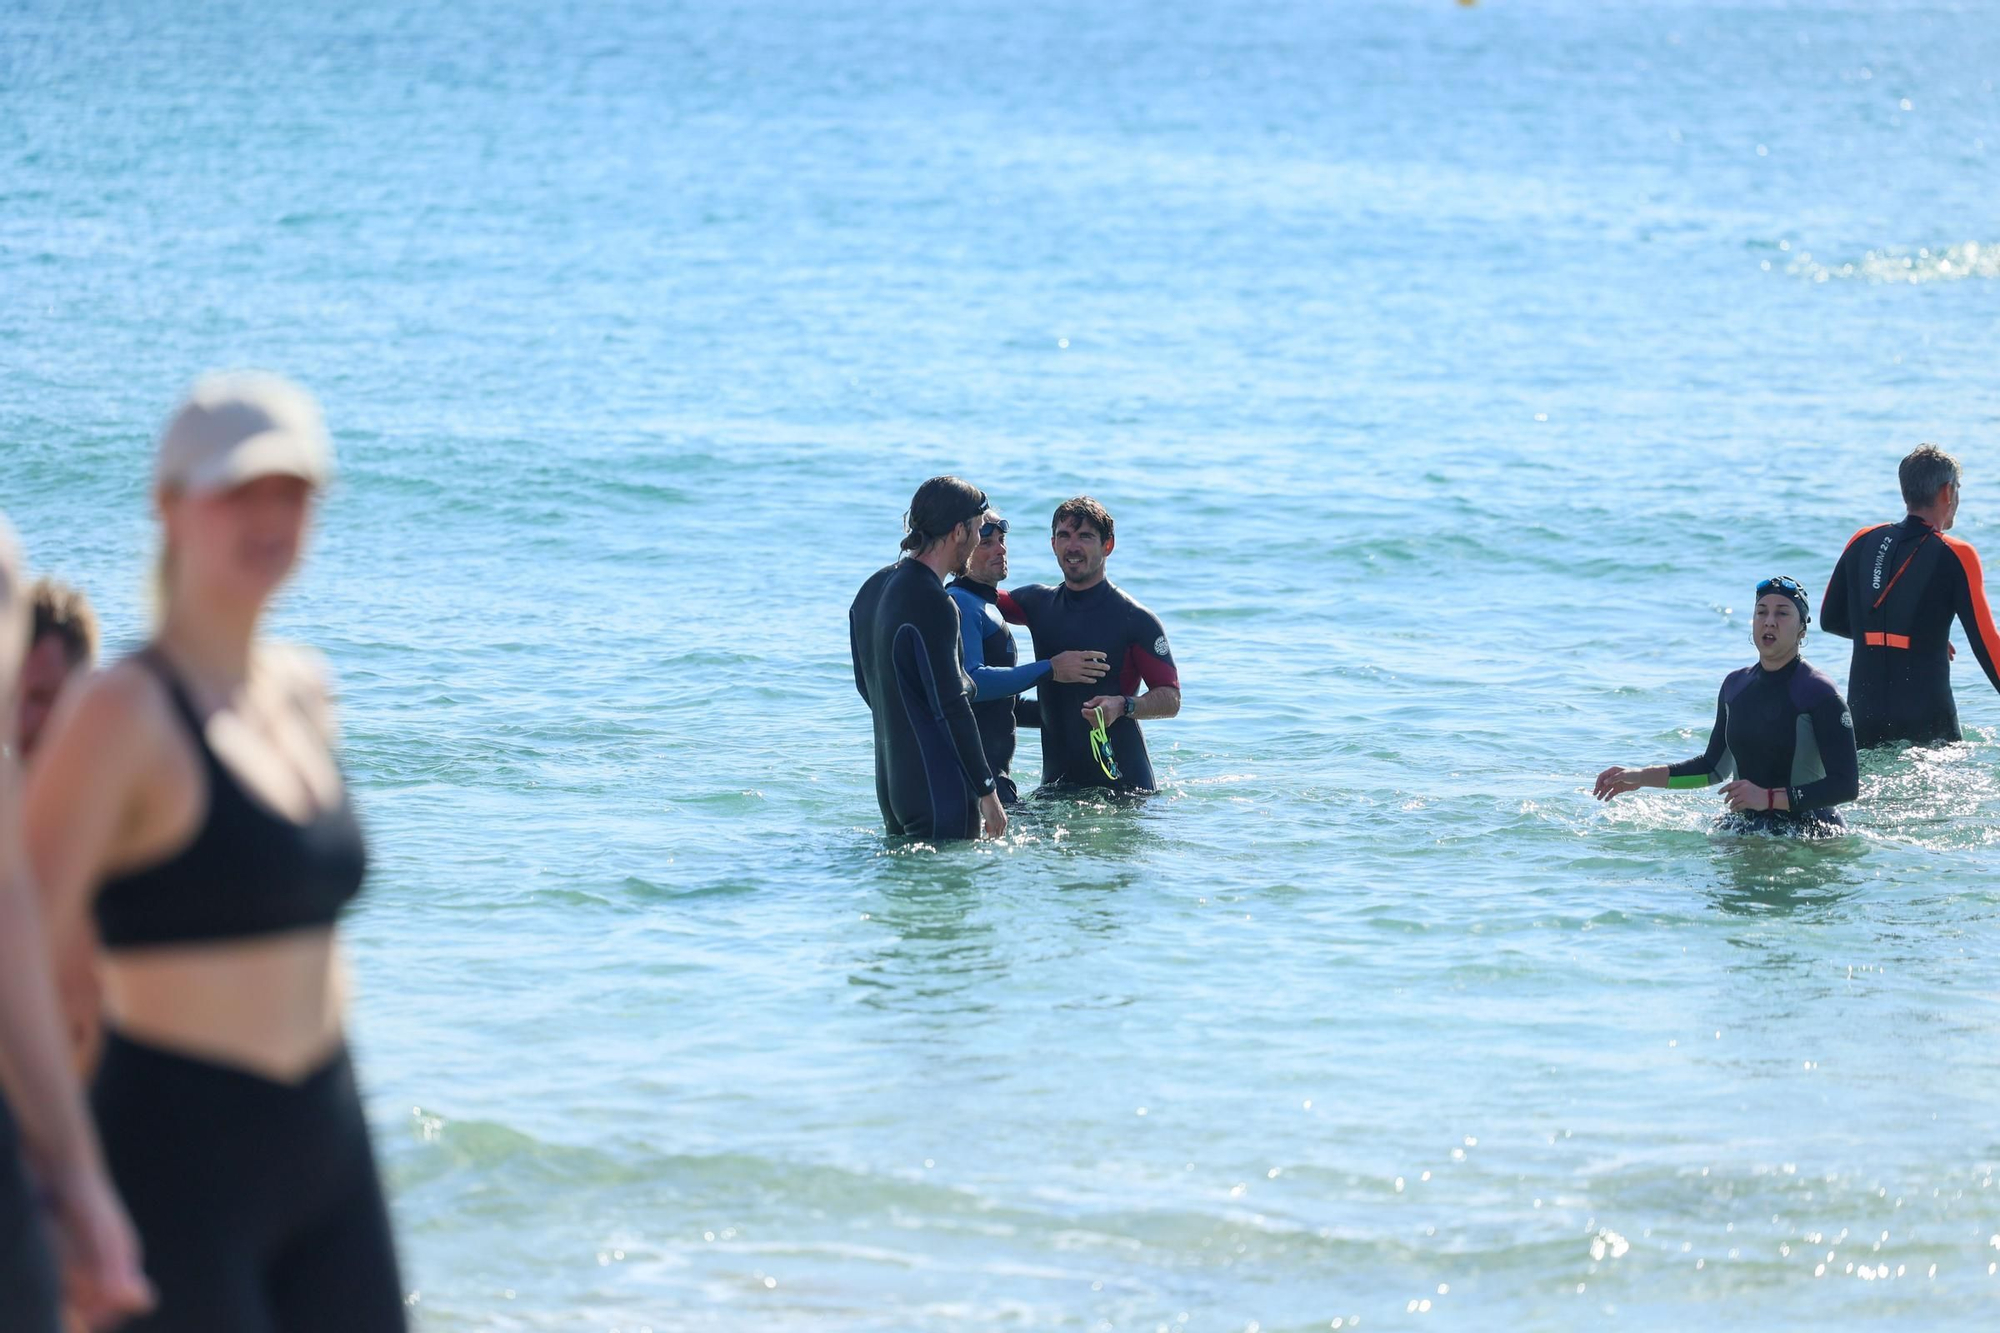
left=903, top=555, right=946, bottom=585
left=950, top=577, right=1000, bottom=603
left=1756, top=653, right=1803, bottom=680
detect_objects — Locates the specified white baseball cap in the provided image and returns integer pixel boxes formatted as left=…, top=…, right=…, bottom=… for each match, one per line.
left=155, top=372, right=333, bottom=495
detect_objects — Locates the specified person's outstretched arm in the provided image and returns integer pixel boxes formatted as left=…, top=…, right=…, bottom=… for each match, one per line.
left=1594, top=687, right=1727, bottom=799
left=1662, top=696, right=1730, bottom=788
left=950, top=588, right=1053, bottom=701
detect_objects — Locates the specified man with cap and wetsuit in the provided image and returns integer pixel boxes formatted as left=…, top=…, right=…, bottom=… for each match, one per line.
left=998, top=497, right=1181, bottom=792
left=947, top=512, right=1108, bottom=802
left=1822, top=445, right=2000, bottom=747
left=849, top=477, right=1008, bottom=841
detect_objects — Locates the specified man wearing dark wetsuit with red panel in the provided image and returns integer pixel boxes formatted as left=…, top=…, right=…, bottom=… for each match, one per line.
left=999, top=497, right=1182, bottom=792
left=1822, top=445, right=2000, bottom=748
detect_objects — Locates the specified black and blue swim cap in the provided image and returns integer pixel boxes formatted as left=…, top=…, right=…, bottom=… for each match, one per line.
left=901, top=476, right=990, bottom=551
left=1755, top=574, right=1811, bottom=625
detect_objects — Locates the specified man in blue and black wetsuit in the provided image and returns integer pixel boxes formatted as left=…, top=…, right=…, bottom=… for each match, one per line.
left=999, top=497, right=1182, bottom=792
left=850, top=477, right=1007, bottom=841
left=947, top=511, right=1108, bottom=802
left=1822, top=445, right=2000, bottom=747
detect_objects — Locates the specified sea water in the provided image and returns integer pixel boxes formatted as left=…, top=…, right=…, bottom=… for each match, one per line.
left=6, top=0, right=2000, bottom=1327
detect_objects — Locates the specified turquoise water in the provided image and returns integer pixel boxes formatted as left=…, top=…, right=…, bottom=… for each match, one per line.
left=7, top=0, right=2000, bottom=1326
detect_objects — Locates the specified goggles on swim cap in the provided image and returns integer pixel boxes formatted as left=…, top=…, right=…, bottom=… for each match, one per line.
left=1755, top=575, right=1811, bottom=625
left=980, top=517, right=1009, bottom=540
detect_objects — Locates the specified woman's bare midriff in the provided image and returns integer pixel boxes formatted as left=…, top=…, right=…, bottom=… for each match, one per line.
left=100, top=927, right=348, bottom=1083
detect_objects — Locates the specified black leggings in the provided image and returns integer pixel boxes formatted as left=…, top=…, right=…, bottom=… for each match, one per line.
left=92, top=1031, right=407, bottom=1333
left=0, top=1096, right=60, bottom=1333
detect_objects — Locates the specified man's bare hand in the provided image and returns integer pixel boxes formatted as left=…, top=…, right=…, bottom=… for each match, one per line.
left=1593, top=766, right=1643, bottom=801
left=1050, top=651, right=1109, bottom=685
left=1080, top=694, right=1127, bottom=724
left=980, top=791, right=1007, bottom=839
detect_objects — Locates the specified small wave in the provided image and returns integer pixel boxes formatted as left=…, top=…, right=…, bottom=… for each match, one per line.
left=1786, top=241, right=1999, bottom=284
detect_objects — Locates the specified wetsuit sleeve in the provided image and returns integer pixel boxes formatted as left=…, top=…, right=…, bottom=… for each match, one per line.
left=848, top=598, right=869, bottom=705
left=1820, top=535, right=1864, bottom=640
left=919, top=589, right=995, bottom=795
left=950, top=588, right=989, bottom=685
left=971, top=658, right=1052, bottom=700
left=1000, top=585, right=1054, bottom=628
left=1789, top=692, right=1859, bottom=811
left=1123, top=605, right=1181, bottom=691
left=1943, top=537, right=2000, bottom=694
left=1664, top=688, right=1728, bottom=787
left=950, top=588, right=1052, bottom=701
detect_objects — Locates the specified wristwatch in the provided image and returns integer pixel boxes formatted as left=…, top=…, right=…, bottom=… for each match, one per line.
left=1123, top=694, right=1138, bottom=719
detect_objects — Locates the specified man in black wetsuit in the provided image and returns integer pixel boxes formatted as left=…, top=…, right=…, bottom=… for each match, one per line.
left=947, top=513, right=1108, bottom=803
left=1822, top=445, right=2000, bottom=747
left=850, top=476, right=1007, bottom=841
left=999, top=497, right=1181, bottom=792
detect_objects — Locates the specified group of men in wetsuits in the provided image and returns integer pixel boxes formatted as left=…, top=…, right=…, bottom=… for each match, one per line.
left=849, top=476, right=1181, bottom=841
left=852, top=448, right=2000, bottom=842
left=1595, top=444, right=2000, bottom=830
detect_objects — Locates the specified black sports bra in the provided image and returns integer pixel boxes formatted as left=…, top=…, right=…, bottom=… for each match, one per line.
left=93, top=652, right=368, bottom=950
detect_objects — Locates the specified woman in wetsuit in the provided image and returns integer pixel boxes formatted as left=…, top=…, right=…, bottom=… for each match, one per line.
left=1593, top=576, right=1859, bottom=831
left=26, top=375, right=406, bottom=1332
left=0, top=520, right=151, bottom=1331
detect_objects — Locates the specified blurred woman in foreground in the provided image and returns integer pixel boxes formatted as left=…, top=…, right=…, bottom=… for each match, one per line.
left=28, top=375, right=406, bottom=1332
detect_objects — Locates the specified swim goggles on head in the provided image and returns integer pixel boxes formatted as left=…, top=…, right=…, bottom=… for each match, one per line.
left=980, top=517, right=1009, bottom=540
left=1089, top=706, right=1122, bottom=782
left=1755, top=575, right=1811, bottom=624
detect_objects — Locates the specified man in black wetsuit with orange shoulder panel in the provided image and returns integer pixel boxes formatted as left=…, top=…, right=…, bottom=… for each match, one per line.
left=999, top=496, right=1181, bottom=791
left=1822, top=445, right=2000, bottom=747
